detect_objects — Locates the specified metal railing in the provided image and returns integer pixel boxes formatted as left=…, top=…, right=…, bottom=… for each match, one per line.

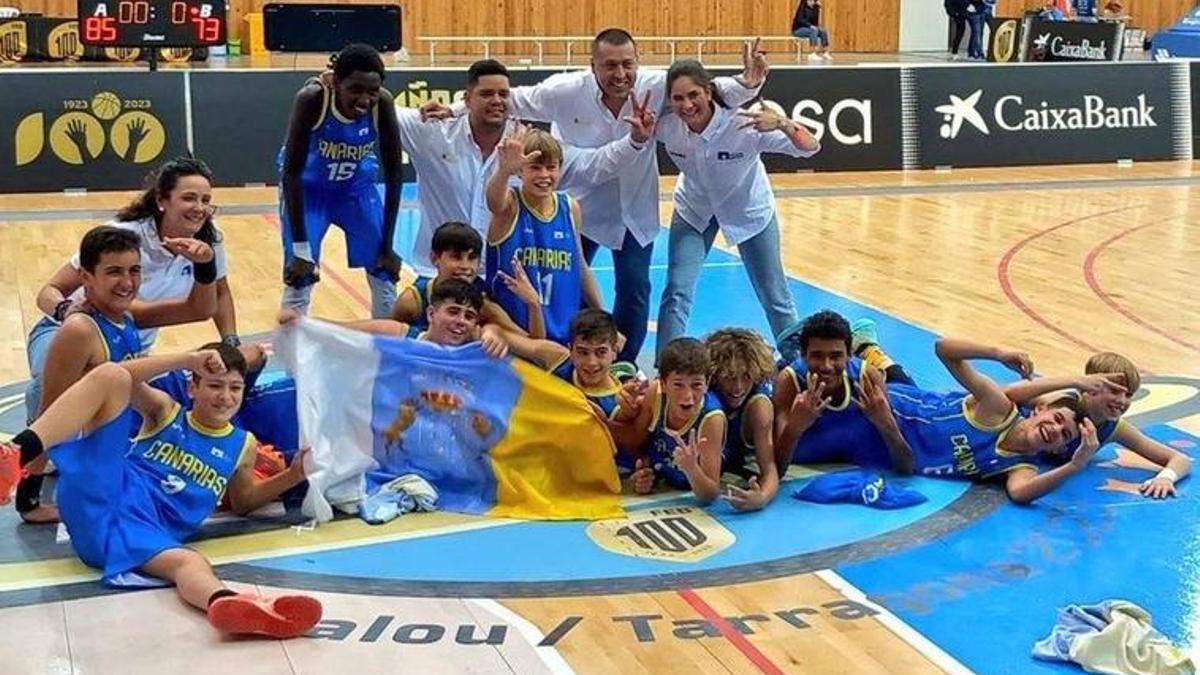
left=418, top=35, right=809, bottom=66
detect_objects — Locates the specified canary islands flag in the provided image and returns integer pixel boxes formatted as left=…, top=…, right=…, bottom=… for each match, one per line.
left=278, top=318, right=623, bottom=522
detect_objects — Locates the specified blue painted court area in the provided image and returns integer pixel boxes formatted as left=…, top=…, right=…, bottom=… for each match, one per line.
left=249, top=476, right=967, bottom=582
left=839, top=424, right=1200, bottom=674
left=393, top=215, right=1200, bottom=670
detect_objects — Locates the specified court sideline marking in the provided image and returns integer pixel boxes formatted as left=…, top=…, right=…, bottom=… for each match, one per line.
left=6, top=172, right=1200, bottom=223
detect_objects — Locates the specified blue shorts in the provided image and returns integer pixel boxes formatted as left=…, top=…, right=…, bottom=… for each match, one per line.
left=789, top=417, right=894, bottom=469
left=52, top=409, right=183, bottom=583
left=23, top=317, right=59, bottom=424
left=280, top=185, right=389, bottom=282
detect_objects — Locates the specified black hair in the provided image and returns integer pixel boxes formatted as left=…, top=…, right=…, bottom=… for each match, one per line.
left=569, top=309, right=619, bottom=345
left=592, top=28, right=636, bottom=56
left=799, top=310, right=852, bottom=355
left=659, top=337, right=710, bottom=378
left=431, top=221, right=482, bottom=256
left=79, top=225, right=140, bottom=273
left=191, top=342, right=247, bottom=383
left=116, top=157, right=221, bottom=245
left=665, top=59, right=728, bottom=109
left=429, top=277, right=484, bottom=312
left=467, top=59, right=510, bottom=87
left=331, top=43, right=385, bottom=82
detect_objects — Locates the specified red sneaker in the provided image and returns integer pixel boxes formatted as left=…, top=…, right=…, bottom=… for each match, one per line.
left=207, top=593, right=322, bottom=639
left=0, top=442, right=26, bottom=506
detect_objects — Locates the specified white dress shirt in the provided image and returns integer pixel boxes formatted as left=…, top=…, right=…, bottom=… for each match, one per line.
left=657, top=105, right=819, bottom=245
left=69, top=217, right=230, bottom=347
left=506, top=69, right=762, bottom=250
left=398, top=108, right=650, bottom=277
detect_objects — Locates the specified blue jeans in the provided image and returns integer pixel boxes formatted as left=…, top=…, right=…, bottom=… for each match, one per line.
left=966, top=12, right=986, bottom=59
left=656, top=213, right=799, bottom=361
left=582, top=230, right=653, bottom=364
left=24, top=316, right=59, bottom=423
left=792, top=26, right=829, bottom=48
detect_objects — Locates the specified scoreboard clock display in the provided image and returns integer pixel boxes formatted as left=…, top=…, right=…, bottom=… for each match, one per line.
left=77, top=0, right=227, bottom=47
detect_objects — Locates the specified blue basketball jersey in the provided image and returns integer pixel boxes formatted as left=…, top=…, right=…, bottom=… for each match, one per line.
left=128, top=404, right=253, bottom=542
left=278, top=83, right=380, bottom=191
left=403, top=275, right=488, bottom=338
left=486, top=189, right=582, bottom=344
left=888, top=384, right=1035, bottom=479
left=783, top=357, right=890, bottom=467
left=646, top=390, right=726, bottom=489
left=80, top=309, right=143, bottom=363
left=551, top=359, right=638, bottom=476
left=722, top=382, right=772, bottom=475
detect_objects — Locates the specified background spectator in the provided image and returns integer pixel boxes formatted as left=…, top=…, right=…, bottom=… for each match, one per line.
left=791, top=0, right=831, bottom=62
left=945, top=0, right=969, bottom=60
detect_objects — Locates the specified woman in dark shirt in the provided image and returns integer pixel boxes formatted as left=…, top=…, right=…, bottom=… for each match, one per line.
left=791, top=0, right=831, bottom=61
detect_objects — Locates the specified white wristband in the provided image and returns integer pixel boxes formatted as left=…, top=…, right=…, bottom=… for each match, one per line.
left=1156, top=468, right=1179, bottom=484
left=292, top=242, right=313, bottom=262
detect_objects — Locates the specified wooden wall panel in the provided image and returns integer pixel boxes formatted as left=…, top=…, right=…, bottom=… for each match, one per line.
left=995, top=0, right=1191, bottom=34
left=12, top=0, right=1189, bottom=55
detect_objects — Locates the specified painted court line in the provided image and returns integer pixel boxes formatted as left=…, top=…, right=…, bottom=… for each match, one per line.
left=676, top=587, right=786, bottom=675
left=467, top=598, right=577, bottom=675
left=814, top=569, right=972, bottom=675
left=1082, top=220, right=1200, bottom=355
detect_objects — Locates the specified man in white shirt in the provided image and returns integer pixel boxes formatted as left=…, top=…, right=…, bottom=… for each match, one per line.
left=399, top=59, right=653, bottom=280
left=483, top=29, right=771, bottom=364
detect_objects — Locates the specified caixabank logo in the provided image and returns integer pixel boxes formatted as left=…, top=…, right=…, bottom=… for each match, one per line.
left=15, top=90, right=166, bottom=166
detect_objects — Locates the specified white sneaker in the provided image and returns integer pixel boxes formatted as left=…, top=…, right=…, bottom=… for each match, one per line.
left=821, top=52, right=833, bottom=61
left=807, top=52, right=823, bottom=62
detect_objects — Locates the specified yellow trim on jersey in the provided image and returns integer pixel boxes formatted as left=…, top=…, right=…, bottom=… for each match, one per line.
left=187, top=411, right=235, bottom=438
left=1107, top=417, right=1128, bottom=444
left=547, top=352, right=571, bottom=374
left=740, top=393, right=772, bottom=447
left=329, top=86, right=356, bottom=124
left=311, top=83, right=330, bottom=131
left=982, top=462, right=1038, bottom=479
left=489, top=187, right=524, bottom=246
left=518, top=188, right=560, bottom=224
left=827, top=370, right=853, bottom=412
left=962, top=398, right=1019, bottom=433
left=74, top=314, right=109, bottom=362
left=784, top=367, right=852, bottom=411
left=566, top=194, right=580, bottom=233
left=235, top=432, right=259, bottom=469
left=784, top=366, right=800, bottom=393
left=398, top=285, right=423, bottom=317
left=135, top=402, right=181, bottom=441
left=576, top=372, right=621, bottom=398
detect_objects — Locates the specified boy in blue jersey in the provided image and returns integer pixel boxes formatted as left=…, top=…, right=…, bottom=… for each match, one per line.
left=1004, top=351, right=1191, bottom=499
left=279, top=43, right=404, bottom=319
left=611, top=338, right=727, bottom=503
left=773, top=311, right=917, bottom=474
left=705, top=328, right=780, bottom=511
left=883, top=338, right=1112, bottom=503
left=19, top=227, right=148, bottom=523
left=392, top=221, right=542, bottom=339
left=0, top=345, right=320, bottom=638
left=485, top=126, right=606, bottom=345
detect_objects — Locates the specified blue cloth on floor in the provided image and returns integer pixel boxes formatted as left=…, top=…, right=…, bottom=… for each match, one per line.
left=793, top=470, right=928, bottom=510
left=359, top=474, right=439, bottom=525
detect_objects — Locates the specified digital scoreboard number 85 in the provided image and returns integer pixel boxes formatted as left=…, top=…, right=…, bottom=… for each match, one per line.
left=77, top=0, right=227, bottom=47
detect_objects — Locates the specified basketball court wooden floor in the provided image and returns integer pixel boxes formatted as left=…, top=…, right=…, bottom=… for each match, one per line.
left=0, top=162, right=1197, bottom=674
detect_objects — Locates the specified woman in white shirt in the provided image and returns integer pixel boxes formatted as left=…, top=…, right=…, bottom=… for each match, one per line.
left=654, top=60, right=819, bottom=361
left=26, top=157, right=236, bottom=417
